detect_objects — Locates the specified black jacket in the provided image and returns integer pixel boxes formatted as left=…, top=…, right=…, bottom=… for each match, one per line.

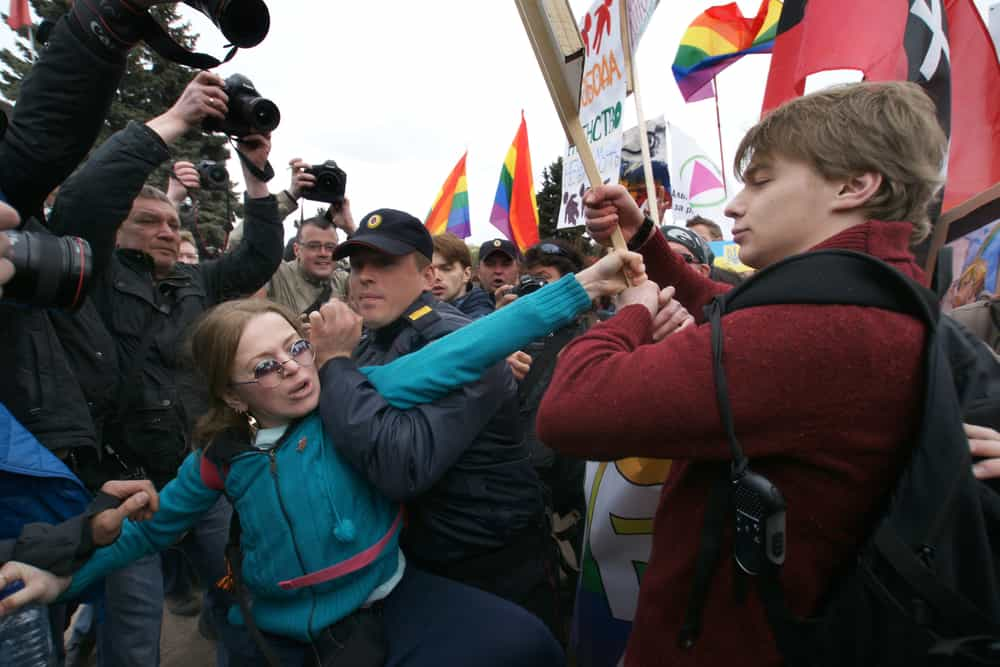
left=318, top=292, right=545, bottom=565
left=0, top=15, right=127, bottom=459
left=49, top=122, right=283, bottom=486
left=0, top=492, right=120, bottom=577
left=452, top=285, right=494, bottom=319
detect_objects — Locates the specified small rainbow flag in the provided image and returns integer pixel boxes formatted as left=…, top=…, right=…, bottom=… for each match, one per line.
left=672, top=0, right=782, bottom=102
left=425, top=151, right=471, bottom=238
left=489, top=112, right=539, bottom=252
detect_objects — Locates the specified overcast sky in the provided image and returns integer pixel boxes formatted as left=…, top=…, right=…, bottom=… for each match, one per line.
left=3, top=1, right=998, bottom=243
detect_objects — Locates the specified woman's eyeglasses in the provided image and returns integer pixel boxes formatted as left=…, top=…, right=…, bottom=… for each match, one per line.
left=231, top=339, right=315, bottom=389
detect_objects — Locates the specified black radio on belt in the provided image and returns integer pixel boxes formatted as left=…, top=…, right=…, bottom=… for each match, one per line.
left=733, top=469, right=786, bottom=575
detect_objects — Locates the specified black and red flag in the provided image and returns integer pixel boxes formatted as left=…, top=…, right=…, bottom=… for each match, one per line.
left=762, top=0, right=1000, bottom=212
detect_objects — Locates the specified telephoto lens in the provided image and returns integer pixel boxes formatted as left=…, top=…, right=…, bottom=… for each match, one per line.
left=203, top=73, right=280, bottom=137
left=2, top=230, right=92, bottom=309
left=184, top=0, right=270, bottom=48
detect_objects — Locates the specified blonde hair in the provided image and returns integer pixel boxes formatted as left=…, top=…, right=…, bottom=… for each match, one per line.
left=189, top=299, right=306, bottom=448
left=178, top=230, right=197, bottom=247
left=734, top=81, right=947, bottom=244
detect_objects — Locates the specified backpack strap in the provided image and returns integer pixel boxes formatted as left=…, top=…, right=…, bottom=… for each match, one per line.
left=199, top=455, right=227, bottom=491
left=681, top=250, right=940, bottom=655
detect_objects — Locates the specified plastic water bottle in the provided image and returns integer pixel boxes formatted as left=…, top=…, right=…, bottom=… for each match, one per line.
left=0, top=580, right=56, bottom=667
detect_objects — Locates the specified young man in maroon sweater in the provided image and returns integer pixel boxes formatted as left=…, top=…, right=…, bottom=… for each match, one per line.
left=536, top=81, right=949, bottom=666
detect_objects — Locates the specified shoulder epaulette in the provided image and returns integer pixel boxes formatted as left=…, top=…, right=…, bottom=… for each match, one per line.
left=405, top=302, right=442, bottom=333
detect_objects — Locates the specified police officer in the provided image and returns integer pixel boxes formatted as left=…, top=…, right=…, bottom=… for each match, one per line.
left=317, top=209, right=558, bottom=636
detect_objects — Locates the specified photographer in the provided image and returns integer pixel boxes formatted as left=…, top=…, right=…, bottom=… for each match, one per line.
left=43, top=70, right=284, bottom=667
left=266, top=211, right=353, bottom=318
left=0, top=1, right=177, bottom=223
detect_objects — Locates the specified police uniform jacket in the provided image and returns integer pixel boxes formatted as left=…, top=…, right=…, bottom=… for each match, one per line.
left=319, top=291, right=546, bottom=565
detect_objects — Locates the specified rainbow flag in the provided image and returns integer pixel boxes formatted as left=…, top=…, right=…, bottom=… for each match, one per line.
left=425, top=151, right=471, bottom=238
left=672, top=0, right=782, bottom=102
left=489, top=112, right=539, bottom=252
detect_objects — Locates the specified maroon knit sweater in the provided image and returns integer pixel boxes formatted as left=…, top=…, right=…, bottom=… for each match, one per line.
left=538, top=221, right=927, bottom=666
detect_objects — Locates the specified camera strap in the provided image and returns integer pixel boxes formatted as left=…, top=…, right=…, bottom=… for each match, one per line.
left=130, top=9, right=239, bottom=69
left=678, top=250, right=939, bottom=658
left=231, top=139, right=275, bottom=183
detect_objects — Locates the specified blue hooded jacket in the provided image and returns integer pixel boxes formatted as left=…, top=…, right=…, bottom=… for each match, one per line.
left=0, top=403, right=90, bottom=543
left=62, top=275, right=590, bottom=639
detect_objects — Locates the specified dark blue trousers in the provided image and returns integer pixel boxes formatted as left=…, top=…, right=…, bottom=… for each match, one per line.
left=214, top=565, right=565, bottom=667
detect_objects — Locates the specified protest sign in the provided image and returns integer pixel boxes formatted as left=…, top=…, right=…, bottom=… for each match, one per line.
left=620, top=116, right=668, bottom=214
left=669, top=122, right=730, bottom=236
left=557, top=0, right=628, bottom=230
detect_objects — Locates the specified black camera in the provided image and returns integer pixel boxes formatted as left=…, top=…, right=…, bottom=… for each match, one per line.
left=514, top=274, right=548, bottom=297
left=203, top=73, right=280, bottom=138
left=3, top=230, right=92, bottom=310
left=301, top=160, right=347, bottom=204
left=196, top=160, right=229, bottom=191
left=184, top=0, right=270, bottom=48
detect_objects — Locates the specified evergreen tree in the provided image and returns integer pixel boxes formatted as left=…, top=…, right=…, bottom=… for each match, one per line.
left=536, top=156, right=588, bottom=247
left=537, top=157, right=562, bottom=239
left=0, top=0, right=242, bottom=252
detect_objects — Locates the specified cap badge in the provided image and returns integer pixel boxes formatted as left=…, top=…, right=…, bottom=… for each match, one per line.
left=493, top=240, right=502, bottom=247
left=366, top=214, right=383, bottom=229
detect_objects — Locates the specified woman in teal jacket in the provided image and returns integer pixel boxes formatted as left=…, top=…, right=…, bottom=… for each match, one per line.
left=44, top=250, right=644, bottom=665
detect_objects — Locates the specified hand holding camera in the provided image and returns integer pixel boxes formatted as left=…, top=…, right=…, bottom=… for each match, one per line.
left=329, top=197, right=356, bottom=235
left=236, top=133, right=272, bottom=197
left=287, top=157, right=315, bottom=199
left=165, top=161, right=200, bottom=206
left=202, top=74, right=279, bottom=138
left=300, top=160, right=347, bottom=205
left=147, top=71, right=229, bottom=145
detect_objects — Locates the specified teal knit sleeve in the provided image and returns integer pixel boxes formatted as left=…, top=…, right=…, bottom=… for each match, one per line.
left=360, top=273, right=590, bottom=409
left=61, top=452, right=221, bottom=600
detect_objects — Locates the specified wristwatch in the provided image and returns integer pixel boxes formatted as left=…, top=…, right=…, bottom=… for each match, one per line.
left=627, top=217, right=655, bottom=251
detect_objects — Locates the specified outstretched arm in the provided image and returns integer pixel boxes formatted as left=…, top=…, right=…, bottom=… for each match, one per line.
left=59, top=453, right=220, bottom=601
left=309, top=249, right=646, bottom=408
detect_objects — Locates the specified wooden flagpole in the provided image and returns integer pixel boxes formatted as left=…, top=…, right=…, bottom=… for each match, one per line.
left=621, top=0, right=658, bottom=224
left=515, top=0, right=628, bottom=253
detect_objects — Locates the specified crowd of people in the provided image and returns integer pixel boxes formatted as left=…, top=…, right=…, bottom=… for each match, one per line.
left=1, top=2, right=1000, bottom=666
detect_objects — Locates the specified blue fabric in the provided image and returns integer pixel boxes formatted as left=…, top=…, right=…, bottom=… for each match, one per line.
left=97, top=552, right=163, bottom=667
left=213, top=565, right=565, bottom=667
left=62, top=275, right=592, bottom=643
left=65, top=416, right=400, bottom=643
left=0, top=403, right=89, bottom=540
left=361, top=274, right=590, bottom=409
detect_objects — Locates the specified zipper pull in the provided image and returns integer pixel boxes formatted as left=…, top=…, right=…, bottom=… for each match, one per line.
left=269, top=449, right=277, bottom=475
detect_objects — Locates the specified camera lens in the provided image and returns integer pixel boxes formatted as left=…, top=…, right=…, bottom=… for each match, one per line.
left=3, top=230, right=92, bottom=309
left=249, top=98, right=280, bottom=133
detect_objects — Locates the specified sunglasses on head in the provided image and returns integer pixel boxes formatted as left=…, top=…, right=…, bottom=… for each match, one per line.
left=538, top=242, right=572, bottom=259
left=231, top=339, right=315, bottom=389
